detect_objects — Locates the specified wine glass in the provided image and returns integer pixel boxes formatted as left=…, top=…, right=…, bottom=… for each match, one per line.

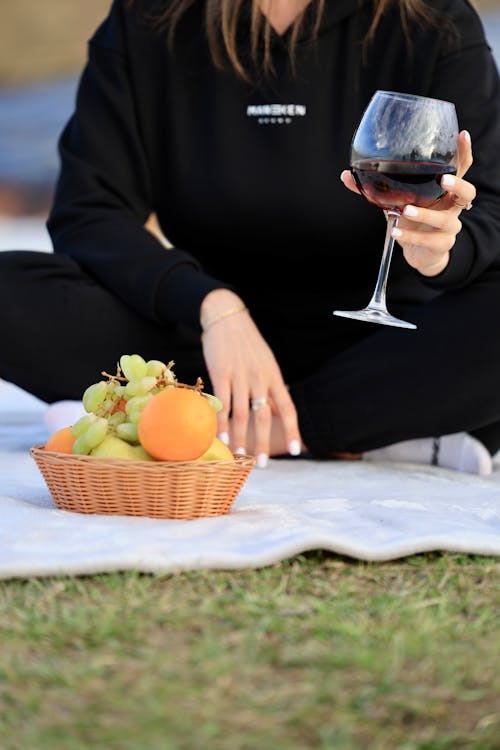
left=334, top=90, right=459, bottom=330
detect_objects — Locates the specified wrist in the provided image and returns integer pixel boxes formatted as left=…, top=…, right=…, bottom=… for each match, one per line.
left=418, top=252, right=450, bottom=278
left=200, top=290, right=247, bottom=333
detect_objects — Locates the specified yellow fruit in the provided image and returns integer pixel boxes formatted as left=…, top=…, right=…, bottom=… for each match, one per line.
left=130, top=444, right=155, bottom=461
left=90, top=435, right=154, bottom=461
left=197, top=436, right=234, bottom=462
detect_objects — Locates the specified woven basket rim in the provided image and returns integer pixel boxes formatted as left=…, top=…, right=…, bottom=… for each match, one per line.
left=30, top=445, right=255, bottom=470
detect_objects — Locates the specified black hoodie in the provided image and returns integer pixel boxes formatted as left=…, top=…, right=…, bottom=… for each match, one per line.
left=47, top=0, right=500, bottom=343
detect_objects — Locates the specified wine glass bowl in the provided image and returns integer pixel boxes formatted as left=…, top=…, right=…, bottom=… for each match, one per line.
left=334, top=91, right=459, bottom=329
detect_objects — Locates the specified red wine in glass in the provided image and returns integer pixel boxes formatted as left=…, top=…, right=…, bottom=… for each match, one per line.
left=351, top=160, right=457, bottom=212
left=334, top=91, right=459, bottom=330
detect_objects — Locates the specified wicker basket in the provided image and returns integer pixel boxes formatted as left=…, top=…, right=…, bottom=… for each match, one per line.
left=30, top=445, right=256, bottom=519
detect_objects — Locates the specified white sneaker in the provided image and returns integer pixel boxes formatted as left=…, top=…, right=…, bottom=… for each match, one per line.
left=363, top=432, right=492, bottom=476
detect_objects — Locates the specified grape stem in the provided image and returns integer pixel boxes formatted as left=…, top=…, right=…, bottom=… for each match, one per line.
left=100, top=365, right=204, bottom=394
left=174, top=378, right=205, bottom=393
left=101, top=371, right=128, bottom=382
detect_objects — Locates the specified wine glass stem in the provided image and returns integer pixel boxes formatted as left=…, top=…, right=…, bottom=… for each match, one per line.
left=368, top=210, right=400, bottom=312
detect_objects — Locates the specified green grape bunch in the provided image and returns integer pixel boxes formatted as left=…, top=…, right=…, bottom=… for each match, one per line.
left=69, top=354, right=223, bottom=459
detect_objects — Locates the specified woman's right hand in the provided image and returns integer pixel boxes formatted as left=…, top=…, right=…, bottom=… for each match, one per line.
left=200, top=289, right=302, bottom=467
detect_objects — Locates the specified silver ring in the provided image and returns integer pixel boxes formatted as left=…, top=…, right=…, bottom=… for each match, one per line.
left=251, top=396, right=269, bottom=411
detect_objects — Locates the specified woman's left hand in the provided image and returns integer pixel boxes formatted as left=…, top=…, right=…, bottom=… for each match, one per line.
left=341, top=130, right=476, bottom=277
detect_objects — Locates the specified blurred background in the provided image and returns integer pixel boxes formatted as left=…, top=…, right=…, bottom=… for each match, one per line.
left=0, top=0, right=499, bottom=248
left=0, top=0, right=109, bottom=221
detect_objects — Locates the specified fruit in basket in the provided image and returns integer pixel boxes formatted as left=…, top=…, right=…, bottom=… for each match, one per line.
left=71, top=413, right=98, bottom=437
left=44, top=426, right=76, bottom=453
left=115, top=422, right=139, bottom=443
left=70, top=355, right=224, bottom=461
left=119, top=354, right=148, bottom=381
left=204, top=393, right=224, bottom=413
left=125, top=394, right=154, bottom=424
left=130, top=444, right=155, bottom=461
left=138, top=386, right=217, bottom=461
left=82, top=381, right=108, bottom=413
left=90, top=435, right=154, bottom=461
left=72, top=417, right=109, bottom=455
left=197, top=437, right=234, bottom=461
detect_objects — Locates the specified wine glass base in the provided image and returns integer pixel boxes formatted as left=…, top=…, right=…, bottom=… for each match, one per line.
left=333, top=307, right=417, bottom=330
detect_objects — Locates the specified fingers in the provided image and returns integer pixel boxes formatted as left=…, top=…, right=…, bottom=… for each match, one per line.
left=393, top=223, right=458, bottom=256
left=229, top=377, right=251, bottom=457
left=271, top=388, right=302, bottom=458
left=400, top=203, right=462, bottom=235
left=456, top=129, right=473, bottom=180
left=207, top=357, right=250, bottom=455
left=244, top=385, right=302, bottom=468
left=340, top=169, right=361, bottom=195
left=225, top=381, right=302, bottom=468
left=398, top=163, right=474, bottom=251
left=394, top=203, right=462, bottom=266
left=214, top=377, right=232, bottom=447
left=441, top=130, right=474, bottom=210
left=441, top=172, right=476, bottom=211
left=249, top=394, right=272, bottom=467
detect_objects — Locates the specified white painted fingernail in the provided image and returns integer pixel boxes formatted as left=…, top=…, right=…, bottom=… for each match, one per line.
left=256, top=453, right=268, bottom=468
left=218, top=432, right=230, bottom=445
left=289, top=440, right=301, bottom=456
left=403, top=205, right=418, bottom=217
left=235, top=447, right=246, bottom=455
left=392, top=228, right=403, bottom=238
left=442, top=174, right=456, bottom=187
left=463, top=129, right=471, bottom=143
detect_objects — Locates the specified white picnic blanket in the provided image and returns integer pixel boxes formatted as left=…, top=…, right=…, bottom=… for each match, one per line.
left=1, top=379, right=499, bottom=580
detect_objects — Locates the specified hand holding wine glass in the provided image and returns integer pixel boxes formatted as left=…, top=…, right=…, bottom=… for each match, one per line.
left=342, top=128, right=474, bottom=276
left=335, top=90, right=471, bottom=330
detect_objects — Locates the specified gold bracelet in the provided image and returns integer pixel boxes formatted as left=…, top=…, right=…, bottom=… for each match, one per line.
left=201, top=304, right=248, bottom=335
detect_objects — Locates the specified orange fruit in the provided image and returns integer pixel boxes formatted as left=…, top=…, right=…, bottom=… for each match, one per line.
left=137, top=387, right=217, bottom=461
left=44, top=426, right=76, bottom=453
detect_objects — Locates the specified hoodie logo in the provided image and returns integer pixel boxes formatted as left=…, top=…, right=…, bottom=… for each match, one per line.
left=246, top=103, right=307, bottom=125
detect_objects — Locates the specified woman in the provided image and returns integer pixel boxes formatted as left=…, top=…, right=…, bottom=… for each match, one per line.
left=1, top=0, right=499, bottom=473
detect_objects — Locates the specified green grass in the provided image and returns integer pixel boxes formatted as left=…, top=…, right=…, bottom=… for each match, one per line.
left=1, top=552, right=499, bottom=750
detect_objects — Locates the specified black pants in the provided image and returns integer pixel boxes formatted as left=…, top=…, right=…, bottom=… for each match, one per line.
left=2, top=250, right=500, bottom=456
